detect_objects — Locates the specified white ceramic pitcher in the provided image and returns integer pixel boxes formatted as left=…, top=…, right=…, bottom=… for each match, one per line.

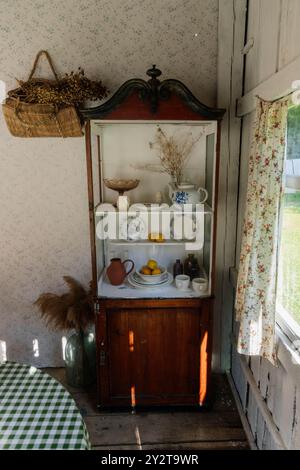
left=168, top=182, right=208, bottom=205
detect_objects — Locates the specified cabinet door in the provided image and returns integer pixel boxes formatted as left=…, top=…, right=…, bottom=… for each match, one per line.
left=107, top=307, right=202, bottom=406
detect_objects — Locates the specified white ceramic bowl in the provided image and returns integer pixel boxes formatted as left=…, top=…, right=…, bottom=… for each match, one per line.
left=137, top=266, right=167, bottom=283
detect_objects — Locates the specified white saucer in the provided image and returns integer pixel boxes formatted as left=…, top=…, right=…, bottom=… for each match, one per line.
left=128, top=272, right=173, bottom=289
left=133, top=271, right=168, bottom=285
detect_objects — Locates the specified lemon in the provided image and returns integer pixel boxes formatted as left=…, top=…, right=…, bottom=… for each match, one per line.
left=152, top=268, right=162, bottom=275
left=141, top=266, right=152, bottom=275
left=148, top=232, right=165, bottom=243
left=147, top=259, right=158, bottom=270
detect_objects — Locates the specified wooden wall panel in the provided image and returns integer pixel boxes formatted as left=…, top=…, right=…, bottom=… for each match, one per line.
left=231, top=318, right=248, bottom=409
left=247, top=357, right=260, bottom=438
left=244, top=0, right=300, bottom=94
left=245, top=0, right=286, bottom=93
left=256, top=410, right=266, bottom=449
left=231, top=346, right=248, bottom=409
left=238, top=0, right=300, bottom=116
left=244, top=0, right=261, bottom=93
left=216, top=0, right=247, bottom=371
left=258, top=357, right=270, bottom=397
left=275, top=371, right=296, bottom=448
left=257, top=0, right=281, bottom=81
left=247, top=388, right=258, bottom=436
left=278, top=0, right=300, bottom=69
left=269, top=367, right=285, bottom=431
left=230, top=0, right=300, bottom=451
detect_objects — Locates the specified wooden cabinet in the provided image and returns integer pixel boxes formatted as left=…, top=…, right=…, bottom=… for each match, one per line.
left=82, top=66, right=224, bottom=408
left=96, top=298, right=212, bottom=407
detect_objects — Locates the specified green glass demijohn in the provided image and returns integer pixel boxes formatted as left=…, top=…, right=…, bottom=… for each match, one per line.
left=65, top=327, right=96, bottom=388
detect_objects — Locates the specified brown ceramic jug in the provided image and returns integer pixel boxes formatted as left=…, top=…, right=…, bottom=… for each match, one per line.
left=106, top=258, right=134, bottom=286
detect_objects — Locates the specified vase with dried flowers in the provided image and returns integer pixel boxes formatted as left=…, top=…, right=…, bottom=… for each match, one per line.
left=34, top=276, right=95, bottom=388
left=149, top=126, right=202, bottom=186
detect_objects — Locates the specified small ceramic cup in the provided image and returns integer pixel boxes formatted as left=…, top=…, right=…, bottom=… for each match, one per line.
left=175, top=274, right=190, bottom=291
left=192, top=277, right=208, bottom=294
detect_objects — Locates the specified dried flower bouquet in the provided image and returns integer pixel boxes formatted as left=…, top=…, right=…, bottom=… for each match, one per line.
left=149, top=126, right=203, bottom=185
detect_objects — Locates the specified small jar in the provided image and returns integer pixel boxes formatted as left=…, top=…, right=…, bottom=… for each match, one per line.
left=184, top=254, right=200, bottom=280
left=173, top=259, right=183, bottom=278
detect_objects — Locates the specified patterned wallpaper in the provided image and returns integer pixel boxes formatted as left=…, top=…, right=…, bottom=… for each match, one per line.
left=0, top=0, right=218, bottom=366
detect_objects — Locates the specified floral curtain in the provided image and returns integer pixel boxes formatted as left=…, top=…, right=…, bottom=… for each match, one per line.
left=235, top=96, right=290, bottom=364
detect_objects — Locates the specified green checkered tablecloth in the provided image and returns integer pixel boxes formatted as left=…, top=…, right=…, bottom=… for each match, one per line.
left=0, top=362, right=91, bottom=450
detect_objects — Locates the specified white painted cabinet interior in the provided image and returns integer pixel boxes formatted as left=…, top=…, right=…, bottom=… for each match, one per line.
left=94, top=122, right=208, bottom=204
left=91, top=120, right=217, bottom=300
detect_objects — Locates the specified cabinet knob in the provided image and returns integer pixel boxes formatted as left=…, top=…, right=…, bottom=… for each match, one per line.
left=100, top=341, right=105, bottom=347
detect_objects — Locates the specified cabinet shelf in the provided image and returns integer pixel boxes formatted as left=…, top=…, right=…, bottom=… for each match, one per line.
left=95, top=202, right=214, bottom=216
left=98, top=270, right=210, bottom=300
left=106, top=239, right=200, bottom=246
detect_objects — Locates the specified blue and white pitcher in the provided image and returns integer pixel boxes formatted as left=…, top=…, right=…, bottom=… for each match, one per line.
left=168, top=182, right=208, bottom=205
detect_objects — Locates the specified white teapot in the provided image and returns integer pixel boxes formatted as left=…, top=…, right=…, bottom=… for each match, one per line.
left=168, top=182, right=208, bottom=205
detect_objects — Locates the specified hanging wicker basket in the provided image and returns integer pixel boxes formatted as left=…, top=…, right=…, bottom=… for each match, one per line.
left=2, top=51, right=83, bottom=138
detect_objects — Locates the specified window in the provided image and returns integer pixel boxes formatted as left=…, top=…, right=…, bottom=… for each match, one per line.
left=277, top=105, right=300, bottom=337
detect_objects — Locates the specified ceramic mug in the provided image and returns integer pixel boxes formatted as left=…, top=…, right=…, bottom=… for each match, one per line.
left=175, top=274, right=190, bottom=291
left=192, top=277, right=208, bottom=294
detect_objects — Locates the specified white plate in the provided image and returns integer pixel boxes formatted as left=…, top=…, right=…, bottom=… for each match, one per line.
left=128, top=272, right=173, bottom=289
left=132, top=271, right=168, bottom=286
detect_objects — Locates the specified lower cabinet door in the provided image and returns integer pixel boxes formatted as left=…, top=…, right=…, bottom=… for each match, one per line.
left=106, top=307, right=202, bottom=406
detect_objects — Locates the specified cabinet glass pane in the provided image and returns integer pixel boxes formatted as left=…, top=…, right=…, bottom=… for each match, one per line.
left=91, top=120, right=217, bottom=299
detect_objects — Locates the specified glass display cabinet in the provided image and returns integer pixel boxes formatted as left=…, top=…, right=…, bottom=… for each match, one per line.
left=82, top=66, right=225, bottom=408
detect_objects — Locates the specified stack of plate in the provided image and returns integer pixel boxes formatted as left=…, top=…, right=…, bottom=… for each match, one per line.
left=128, top=271, right=173, bottom=289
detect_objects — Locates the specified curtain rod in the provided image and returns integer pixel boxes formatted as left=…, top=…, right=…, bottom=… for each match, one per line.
left=255, top=90, right=294, bottom=104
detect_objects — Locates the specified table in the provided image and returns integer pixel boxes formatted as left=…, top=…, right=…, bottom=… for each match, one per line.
left=0, top=362, right=91, bottom=450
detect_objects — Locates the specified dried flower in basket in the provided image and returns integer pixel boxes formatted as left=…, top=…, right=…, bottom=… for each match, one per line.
left=10, top=68, right=108, bottom=108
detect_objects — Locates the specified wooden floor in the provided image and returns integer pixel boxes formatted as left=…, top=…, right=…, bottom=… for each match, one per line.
left=44, top=368, right=249, bottom=450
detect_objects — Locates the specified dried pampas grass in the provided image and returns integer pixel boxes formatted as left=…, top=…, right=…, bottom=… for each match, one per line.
left=34, top=276, right=94, bottom=332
